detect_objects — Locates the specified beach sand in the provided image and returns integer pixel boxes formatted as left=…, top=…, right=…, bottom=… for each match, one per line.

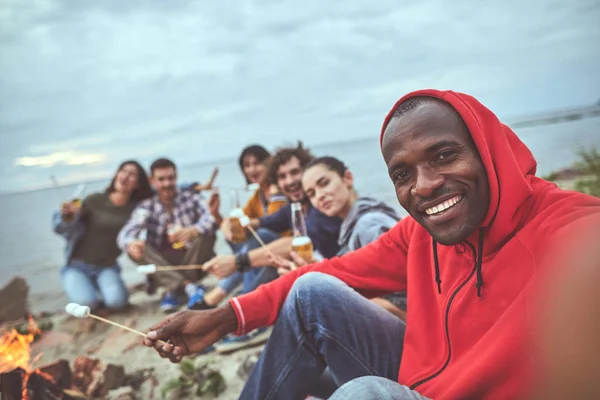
left=28, top=277, right=264, bottom=399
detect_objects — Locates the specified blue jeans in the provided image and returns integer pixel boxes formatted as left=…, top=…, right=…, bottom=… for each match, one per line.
left=239, top=272, right=421, bottom=400
left=219, top=228, right=280, bottom=295
left=61, top=261, right=129, bottom=311
left=330, top=376, right=429, bottom=399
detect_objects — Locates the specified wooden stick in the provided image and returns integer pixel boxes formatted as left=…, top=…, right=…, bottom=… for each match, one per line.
left=246, top=225, right=276, bottom=259
left=247, top=225, right=268, bottom=248
left=155, top=264, right=204, bottom=271
left=88, top=314, right=167, bottom=346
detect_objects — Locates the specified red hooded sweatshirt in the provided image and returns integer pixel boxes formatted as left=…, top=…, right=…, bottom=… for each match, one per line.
left=229, top=89, right=600, bottom=399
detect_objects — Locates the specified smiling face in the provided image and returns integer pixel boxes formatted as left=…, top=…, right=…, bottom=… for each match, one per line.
left=302, top=164, right=354, bottom=217
left=276, top=156, right=305, bottom=201
left=382, top=99, right=490, bottom=245
left=151, top=166, right=177, bottom=202
left=242, top=155, right=268, bottom=184
left=113, top=163, right=140, bottom=195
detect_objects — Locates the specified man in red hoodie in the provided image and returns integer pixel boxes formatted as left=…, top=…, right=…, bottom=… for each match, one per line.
left=143, top=90, right=600, bottom=400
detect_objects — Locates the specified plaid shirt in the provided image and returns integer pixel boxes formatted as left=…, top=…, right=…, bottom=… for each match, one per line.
left=117, top=190, right=216, bottom=250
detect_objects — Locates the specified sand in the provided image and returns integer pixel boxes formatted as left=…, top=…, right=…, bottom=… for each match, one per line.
left=28, top=279, right=265, bottom=399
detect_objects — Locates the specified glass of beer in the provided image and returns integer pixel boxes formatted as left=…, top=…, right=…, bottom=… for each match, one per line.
left=292, top=235, right=314, bottom=264
left=167, top=223, right=186, bottom=249
left=229, top=190, right=247, bottom=244
left=290, top=202, right=314, bottom=263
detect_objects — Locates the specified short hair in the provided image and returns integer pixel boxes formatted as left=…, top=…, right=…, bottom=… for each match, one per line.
left=238, top=145, right=271, bottom=184
left=150, top=158, right=176, bottom=176
left=304, top=156, right=348, bottom=178
left=391, top=96, right=440, bottom=119
left=267, top=141, right=314, bottom=185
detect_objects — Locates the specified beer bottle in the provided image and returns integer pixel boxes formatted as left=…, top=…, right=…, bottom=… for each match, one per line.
left=71, top=184, right=86, bottom=209
left=229, top=190, right=247, bottom=244
left=291, top=202, right=314, bottom=264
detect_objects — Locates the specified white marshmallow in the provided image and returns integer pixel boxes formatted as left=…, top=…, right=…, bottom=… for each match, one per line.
left=240, top=215, right=251, bottom=227
left=65, top=303, right=79, bottom=314
left=137, top=264, right=157, bottom=274
left=71, top=305, right=91, bottom=318
left=65, top=303, right=91, bottom=318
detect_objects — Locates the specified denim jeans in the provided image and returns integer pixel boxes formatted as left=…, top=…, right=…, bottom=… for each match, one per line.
left=330, top=376, right=429, bottom=400
left=239, top=272, right=421, bottom=400
left=219, top=228, right=280, bottom=295
left=61, top=260, right=129, bottom=310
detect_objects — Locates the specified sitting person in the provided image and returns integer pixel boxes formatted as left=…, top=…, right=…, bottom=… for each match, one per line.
left=272, top=155, right=406, bottom=398
left=52, top=160, right=153, bottom=312
left=275, top=155, right=406, bottom=320
left=199, top=145, right=289, bottom=312
left=203, top=142, right=342, bottom=278
left=143, top=90, right=600, bottom=399
left=117, top=158, right=221, bottom=313
left=202, top=143, right=341, bottom=353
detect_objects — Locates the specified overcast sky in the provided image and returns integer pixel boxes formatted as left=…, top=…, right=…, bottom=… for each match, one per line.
left=1, top=0, right=599, bottom=192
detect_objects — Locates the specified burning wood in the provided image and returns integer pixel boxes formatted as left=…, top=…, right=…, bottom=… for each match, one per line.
left=0, top=317, right=82, bottom=400
left=0, top=316, right=41, bottom=375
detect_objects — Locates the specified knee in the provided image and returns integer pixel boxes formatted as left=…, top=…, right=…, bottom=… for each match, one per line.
left=61, top=269, right=100, bottom=310
left=284, top=273, right=349, bottom=317
left=290, top=272, right=346, bottom=299
left=102, top=287, right=129, bottom=310
left=332, top=377, right=406, bottom=400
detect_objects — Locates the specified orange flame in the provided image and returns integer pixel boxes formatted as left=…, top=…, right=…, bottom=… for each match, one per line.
left=0, top=315, right=41, bottom=373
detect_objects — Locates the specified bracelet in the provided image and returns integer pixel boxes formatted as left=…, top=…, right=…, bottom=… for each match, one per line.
left=235, top=251, right=251, bottom=273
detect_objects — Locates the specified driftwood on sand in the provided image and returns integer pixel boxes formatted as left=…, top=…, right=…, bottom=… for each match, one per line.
left=0, top=277, right=29, bottom=323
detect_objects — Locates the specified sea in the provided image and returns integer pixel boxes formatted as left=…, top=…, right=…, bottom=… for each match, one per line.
left=1, top=117, right=598, bottom=314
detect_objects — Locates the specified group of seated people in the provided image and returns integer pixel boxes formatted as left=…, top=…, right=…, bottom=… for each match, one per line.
left=52, top=140, right=405, bottom=352
left=53, top=89, right=600, bottom=399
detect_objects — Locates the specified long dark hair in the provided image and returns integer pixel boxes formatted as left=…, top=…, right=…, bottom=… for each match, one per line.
left=105, top=160, right=153, bottom=203
left=304, top=156, right=348, bottom=178
left=238, top=145, right=271, bottom=184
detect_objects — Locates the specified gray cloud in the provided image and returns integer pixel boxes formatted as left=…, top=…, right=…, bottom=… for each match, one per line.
left=1, top=0, right=599, bottom=191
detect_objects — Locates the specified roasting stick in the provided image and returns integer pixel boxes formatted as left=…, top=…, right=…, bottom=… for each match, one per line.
left=247, top=225, right=269, bottom=249
left=137, top=216, right=274, bottom=276
left=240, top=215, right=273, bottom=254
left=137, top=264, right=204, bottom=274
left=65, top=303, right=166, bottom=346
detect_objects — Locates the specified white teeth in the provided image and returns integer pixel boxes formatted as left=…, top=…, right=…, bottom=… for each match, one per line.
left=425, top=196, right=461, bottom=215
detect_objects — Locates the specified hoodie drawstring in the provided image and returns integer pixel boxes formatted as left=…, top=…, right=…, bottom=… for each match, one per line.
left=475, top=227, right=485, bottom=297
left=432, top=227, right=486, bottom=297
left=432, top=240, right=441, bottom=294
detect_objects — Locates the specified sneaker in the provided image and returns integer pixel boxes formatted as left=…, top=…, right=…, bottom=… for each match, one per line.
left=160, top=292, right=182, bottom=313
left=214, top=327, right=271, bottom=354
left=185, top=284, right=212, bottom=310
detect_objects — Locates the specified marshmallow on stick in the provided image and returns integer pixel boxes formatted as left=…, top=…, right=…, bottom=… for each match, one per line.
left=65, top=303, right=166, bottom=345
left=136, top=264, right=204, bottom=274
left=240, top=215, right=272, bottom=252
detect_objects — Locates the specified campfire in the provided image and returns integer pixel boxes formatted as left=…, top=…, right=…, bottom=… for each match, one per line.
left=0, top=316, right=40, bottom=375
left=0, top=317, right=77, bottom=400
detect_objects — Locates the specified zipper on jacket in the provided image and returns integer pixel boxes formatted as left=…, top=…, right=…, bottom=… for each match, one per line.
left=409, top=242, right=478, bottom=390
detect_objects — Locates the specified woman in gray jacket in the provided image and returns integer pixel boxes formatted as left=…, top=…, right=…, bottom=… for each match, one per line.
left=277, top=155, right=406, bottom=319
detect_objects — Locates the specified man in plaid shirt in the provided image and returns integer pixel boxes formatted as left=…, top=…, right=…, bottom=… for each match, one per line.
left=118, top=158, right=221, bottom=312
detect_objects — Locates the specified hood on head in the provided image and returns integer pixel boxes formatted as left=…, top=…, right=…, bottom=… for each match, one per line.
left=380, top=89, right=539, bottom=254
